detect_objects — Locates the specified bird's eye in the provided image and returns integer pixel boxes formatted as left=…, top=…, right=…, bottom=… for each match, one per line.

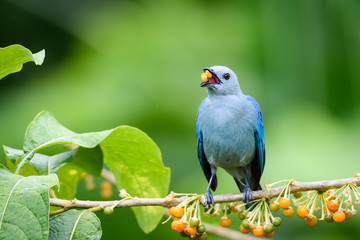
left=223, top=73, right=230, bottom=80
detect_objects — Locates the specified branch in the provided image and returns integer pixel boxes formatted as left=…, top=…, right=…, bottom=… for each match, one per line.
left=50, top=175, right=359, bottom=240
left=50, top=176, right=360, bottom=209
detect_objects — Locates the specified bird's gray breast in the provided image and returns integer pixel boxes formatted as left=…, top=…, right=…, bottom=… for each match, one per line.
left=199, top=96, right=256, bottom=169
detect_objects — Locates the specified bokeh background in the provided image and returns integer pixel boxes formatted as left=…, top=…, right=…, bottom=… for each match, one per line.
left=1, top=0, right=360, bottom=239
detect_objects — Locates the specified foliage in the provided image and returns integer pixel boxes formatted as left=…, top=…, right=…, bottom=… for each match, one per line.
left=0, top=44, right=171, bottom=237
left=0, top=164, right=58, bottom=239
left=49, top=210, right=102, bottom=240
left=0, top=107, right=171, bottom=237
left=0, top=44, right=44, bottom=80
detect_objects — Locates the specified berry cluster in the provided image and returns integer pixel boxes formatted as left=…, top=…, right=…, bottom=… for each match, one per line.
left=165, top=195, right=208, bottom=239
left=291, top=181, right=359, bottom=225
left=163, top=175, right=359, bottom=238
left=267, top=179, right=298, bottom=218
left=203, top=202, right=235, bottom=228
left=238, top=198, right=279, bottom=238
left=267, top=177, right=360, bottom=227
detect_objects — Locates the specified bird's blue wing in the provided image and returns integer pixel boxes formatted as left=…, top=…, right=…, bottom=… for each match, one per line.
left=197, top=100, right=217, bottom=191
left=247, top=96, right=265, bottom=190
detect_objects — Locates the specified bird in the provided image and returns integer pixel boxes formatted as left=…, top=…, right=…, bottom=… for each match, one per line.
left=196, top=66, right=265, bottom=208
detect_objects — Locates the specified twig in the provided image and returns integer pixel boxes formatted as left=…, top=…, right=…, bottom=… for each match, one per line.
left=50, top=177, right=360, bottom=209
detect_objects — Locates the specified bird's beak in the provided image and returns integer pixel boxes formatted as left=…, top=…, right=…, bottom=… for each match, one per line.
left=200, top=67, right=221, bottom=87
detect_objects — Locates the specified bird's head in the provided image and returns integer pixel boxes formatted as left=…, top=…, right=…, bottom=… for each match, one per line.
left=200, top=66, right=241, bottom=95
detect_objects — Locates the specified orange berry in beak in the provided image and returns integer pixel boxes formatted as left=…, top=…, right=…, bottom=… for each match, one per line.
left=205, top=70, right=212, bottom=78
left=201, top=73, right=207, bottom=81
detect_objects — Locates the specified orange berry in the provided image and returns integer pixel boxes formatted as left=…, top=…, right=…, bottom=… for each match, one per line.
left=205, top=70, right=212, bottom=78
left=283, top=207, right=294, bottom=217
left=231, top=206, right=238, bottom=212
left=184, top=226, right=197, bottom=237
left=171, top=220, right=185, bottom=232
left=101, top=181, right=112, bottom=190
left=279, top=197, right=291, bottom=209
left=345, top=211, right=352, bottom=220
left=201, top=73, right=207, bottom=81
left=169, top=206, right=184, bottom=218
left=296, top=206, right=309, bottom=218
left=333, top=211, right=346, bottom=222
left=239, top=224, right=251, bottom=234
left=305, top=215, right=318, bottom=226
left=219, top=216, right=232, bottom=228
left=327, top=200, right=339, bottom=212
left=80, top=172, right=87, bottom=179
left=252, top=225, right=264, bottom=237
left=101, top=189, right=113, bottom=199
left=264, top=231, right=275, bottom=238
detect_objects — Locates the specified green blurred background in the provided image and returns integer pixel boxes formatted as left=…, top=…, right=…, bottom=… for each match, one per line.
left=1, top=0, right=360, bottom=239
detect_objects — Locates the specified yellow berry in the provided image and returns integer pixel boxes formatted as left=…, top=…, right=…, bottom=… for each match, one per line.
left=205, top=70, right=212, bottom=78
left=239, top=224, right=251, bottom=234
left=201, top=73, right=207, bottom=81
left=283, top=207, right=294, bottom=217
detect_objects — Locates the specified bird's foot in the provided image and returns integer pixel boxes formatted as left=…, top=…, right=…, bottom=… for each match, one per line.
left=204, top=189, right=214, bottom=208
left=243, top=186, right=252, bottom=206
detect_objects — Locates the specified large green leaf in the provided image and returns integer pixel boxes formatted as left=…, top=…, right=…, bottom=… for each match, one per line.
left=100, top=126, right=170, bottom=233
left=49, top=209, right=102, bottom=240
left=11, top=110, right=170, bottom=233
left=0, top=44, right=45, bottom=80
left=15, top=111, right=112, bottom=174
left=0, top=164, right=59, bottom=239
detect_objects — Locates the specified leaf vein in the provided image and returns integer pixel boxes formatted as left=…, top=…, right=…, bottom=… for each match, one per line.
left=0, top=177, right=24, bottom=229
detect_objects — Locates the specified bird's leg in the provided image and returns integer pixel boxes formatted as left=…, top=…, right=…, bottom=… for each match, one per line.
left=204, top=172, right=216, bottom=208
left=243, top=168, right=252, bottom=206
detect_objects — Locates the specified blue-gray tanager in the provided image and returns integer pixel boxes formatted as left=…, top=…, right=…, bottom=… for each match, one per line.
left=196, top=66, right=265, bottom=207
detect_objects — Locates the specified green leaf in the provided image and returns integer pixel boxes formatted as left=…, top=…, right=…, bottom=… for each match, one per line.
left=100, top=126, right=170, bottom=233
left=71, top=146, right=103, bottom=176
left=11, top=110, right=170, bottom=233
left=4, top=145, right=76, bottom=175
left=5, top=145, right=102, bottom=177
left=0, top=44, right=45, bottom=80
left=0, top=164, right=59, bottom=239
left=3, top=146, right=38, bottom=176
left=4, top=145, right=102, bottom=199
left=49, top=209, right=102, bottom=240
left=55, top=164, right=82, bottom=199
left=16, top=111, right=112, bottom=174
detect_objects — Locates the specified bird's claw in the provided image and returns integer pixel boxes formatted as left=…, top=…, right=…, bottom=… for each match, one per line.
left=243, top=186, right=252, bottom=206
left=204, top=189, right=214, bottom=208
